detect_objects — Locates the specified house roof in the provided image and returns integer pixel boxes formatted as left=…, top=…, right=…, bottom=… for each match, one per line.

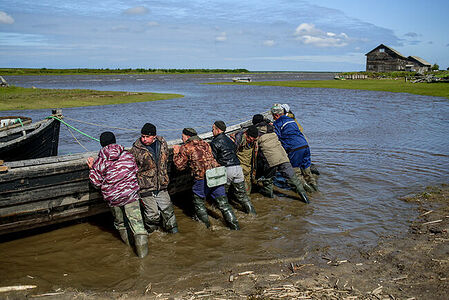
left=365, top=44, right=407, bottom=59
left=408, top=56, right=431, bottom=66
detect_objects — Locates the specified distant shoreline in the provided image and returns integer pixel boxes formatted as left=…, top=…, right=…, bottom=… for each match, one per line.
left=217, top=79, right=449, bottom=99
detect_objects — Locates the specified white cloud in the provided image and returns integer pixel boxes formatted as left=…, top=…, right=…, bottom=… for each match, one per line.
left=294, top=23, right=349, bottom=47
left=215, top=32, right=227, bottom=42
left=0, top=11, right=14, bottom=24
left=263, top=40, right=275, bottom=47
left=245, top=53, right=365, bottom=64
left=124, top=6, right=149, bottom=15
left=147, top=21, right=159, bottom=27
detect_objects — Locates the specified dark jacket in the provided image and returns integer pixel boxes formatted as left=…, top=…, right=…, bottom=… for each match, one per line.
left=210, top=132, right=241, bottom=167
left=129, top=136, right=170, bottom=194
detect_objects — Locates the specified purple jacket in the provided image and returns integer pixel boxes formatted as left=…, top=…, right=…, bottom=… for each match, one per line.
left=89, top=144, right=140, bottom=207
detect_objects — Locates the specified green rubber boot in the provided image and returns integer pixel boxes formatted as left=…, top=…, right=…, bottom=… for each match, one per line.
left=258, top=177, right=274, bottom=198
left=134, top=234, right=149, bottom=258
left=214, top=196, right=240, bottom=230
left=118, top=229, right=130, bottom=246
left=303, top=167, right=318, bottom=191
left=234, top=181, right=256, bottom=215
left=287, top=175, right=310, bottom=204
left=192, top=194, right=210, bottom=228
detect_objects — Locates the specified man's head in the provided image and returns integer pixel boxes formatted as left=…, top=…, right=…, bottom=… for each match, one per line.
left=245, top=125, right=259, bottom=143
left=182, top=127, right=197, bottom=143
left=252, top=114, right=264, bottom=125
left=212, top=120, right=226, bottom=136
left=140, top=123, right=157, bottom=145
left=271, top=103, right=284, bottom=120
left=100, top=131, right=116, bottom=147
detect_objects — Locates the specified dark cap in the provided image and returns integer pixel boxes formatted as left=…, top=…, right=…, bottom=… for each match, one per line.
left=100, top=131, right=116, bottom=147
left=213, top=120, right=226, bottom=132
left=182, top=127, right=197, bottom=137
left=252, top=114, right=264, bottom=125
left=141, top=123, right=156, bottom=136
left=246, top=125, right=259, bottom=138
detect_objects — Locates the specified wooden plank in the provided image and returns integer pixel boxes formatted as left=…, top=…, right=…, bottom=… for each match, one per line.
left=0, top=203, right=109, bottom=235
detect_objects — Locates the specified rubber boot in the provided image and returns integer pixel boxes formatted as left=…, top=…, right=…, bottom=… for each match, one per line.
left=161, top=206, right=178, bottom=234
left=146, top=224, right=159, bottom=234
left=234, top=181, right=256, bottom=215
left=214, top=196, right=240, bottom=230
left=303, top=167, right=318, bottom=191
left=287, top=175, right=310, bottom=204
left=192, top=194, right=210, bottom=228
left=118, top=229, right=130, bottom=246
left=134, top=234, right=149, bottom=258
left=258, top=177, right=274, bottom=198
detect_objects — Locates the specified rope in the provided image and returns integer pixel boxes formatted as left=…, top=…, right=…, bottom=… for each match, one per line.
left=46, top=116, right=100, bottom=142
left=16, top=118, right=24, bottom=127
left=66, top=125, right=90, bottom=152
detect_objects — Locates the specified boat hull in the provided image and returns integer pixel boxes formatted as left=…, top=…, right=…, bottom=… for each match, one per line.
left=0, top=114, right=61, bottom=162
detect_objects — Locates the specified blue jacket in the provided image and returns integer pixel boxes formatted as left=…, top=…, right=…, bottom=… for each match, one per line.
left=273, top=115, right=308, bottom=152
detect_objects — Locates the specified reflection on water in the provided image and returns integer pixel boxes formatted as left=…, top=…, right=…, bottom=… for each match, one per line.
left=1, top=73, right=448, bottom=293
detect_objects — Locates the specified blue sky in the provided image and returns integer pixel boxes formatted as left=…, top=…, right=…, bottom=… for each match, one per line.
left=1, top=0, right=448, bottom=71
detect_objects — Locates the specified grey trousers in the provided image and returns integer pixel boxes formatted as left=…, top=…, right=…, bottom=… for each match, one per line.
left=140, top=190, right=178, bottom=232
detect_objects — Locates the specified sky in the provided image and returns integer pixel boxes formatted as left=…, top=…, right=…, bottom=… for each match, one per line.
left=1, top=0, right=448, bottom=71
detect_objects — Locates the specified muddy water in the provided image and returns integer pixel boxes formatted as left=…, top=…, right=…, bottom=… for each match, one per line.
left=1, top=73, right=448, bottom=293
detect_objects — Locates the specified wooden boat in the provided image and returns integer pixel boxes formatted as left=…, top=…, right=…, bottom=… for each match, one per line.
left=0, top=110, right=62, bottom=162
left=0, top=116, right=256, bottom=236
left=232, top=77, right=252, bottom=83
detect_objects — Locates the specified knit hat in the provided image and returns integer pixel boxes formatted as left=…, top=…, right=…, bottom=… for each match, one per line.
left=182, top=127, right=197, bottom=137
left=246, top=125, right=259, bottom=138
left=141, top=123, right=156, bottom=136
left=271, top=103, right=284, bottom=115
left=100, top=131, right=116, bottom=147
left=214, top=120, right=226, bottom=132
left=252, top=114, right=264, bottom=125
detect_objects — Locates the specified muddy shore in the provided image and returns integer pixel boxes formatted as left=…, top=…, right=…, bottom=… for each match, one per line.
left=2, top=184, right=448, bottom=300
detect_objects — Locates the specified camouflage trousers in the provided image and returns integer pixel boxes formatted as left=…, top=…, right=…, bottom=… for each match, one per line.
left=110, top=200, right=146, bottom=236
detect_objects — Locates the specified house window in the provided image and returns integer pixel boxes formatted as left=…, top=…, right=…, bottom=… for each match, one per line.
left=379, top=48, right=385, bottom=52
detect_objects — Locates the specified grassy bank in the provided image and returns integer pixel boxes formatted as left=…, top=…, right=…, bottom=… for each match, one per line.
left=0, top=68, right=249, bottom=76
left=220, top=79, right=449, bottom=99
left=0, top=86, right=183, bottom=111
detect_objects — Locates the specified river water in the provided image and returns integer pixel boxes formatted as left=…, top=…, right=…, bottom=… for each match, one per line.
left=0, top=73, right=448, bottom=294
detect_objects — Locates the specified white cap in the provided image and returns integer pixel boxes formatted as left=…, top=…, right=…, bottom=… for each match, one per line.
left=281, top=104, right=290, bottom=113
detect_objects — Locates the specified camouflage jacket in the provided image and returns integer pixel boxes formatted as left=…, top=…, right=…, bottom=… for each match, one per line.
left=129, top=135, right=170, bottom=194
left=173, top=135, right=220, bottom=180
left=89, top=144, right=140, bottom=207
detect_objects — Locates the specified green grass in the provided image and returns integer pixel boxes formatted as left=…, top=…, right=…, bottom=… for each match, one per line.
left=216, top=79, right=449, bottom=99
left=0, top=86, right=183, bottom=110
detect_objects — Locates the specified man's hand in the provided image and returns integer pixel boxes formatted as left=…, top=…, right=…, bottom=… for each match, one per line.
left=87, top=157, right=94, bottom=169
left=172, top=145, right=181, bottom=153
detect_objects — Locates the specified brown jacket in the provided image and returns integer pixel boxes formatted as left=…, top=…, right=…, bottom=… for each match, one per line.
left=173, top=136, right=220, bottom=180
left=129, top=136, right=169, bottom=194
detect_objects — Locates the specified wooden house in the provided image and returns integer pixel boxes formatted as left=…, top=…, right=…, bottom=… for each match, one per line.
left=365, top=44, right=408, bottom=72
left=406, top=56, right=431, bottom=73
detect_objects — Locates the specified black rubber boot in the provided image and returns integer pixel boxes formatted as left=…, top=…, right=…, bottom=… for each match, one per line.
left=258, top=177, right=274, bottom=198
left=192, top=194, right=210, bottom=228
left=234, top=181, right=256, bottom=215
left=118, top=229, right=130, bottom=246
left=161, top=206, right=178, bottom=234
left=214, top=196, right=240, bottom=230
left=287, top=175, right=310, bottom=204
left=134, top=234, right=149, bottom=258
